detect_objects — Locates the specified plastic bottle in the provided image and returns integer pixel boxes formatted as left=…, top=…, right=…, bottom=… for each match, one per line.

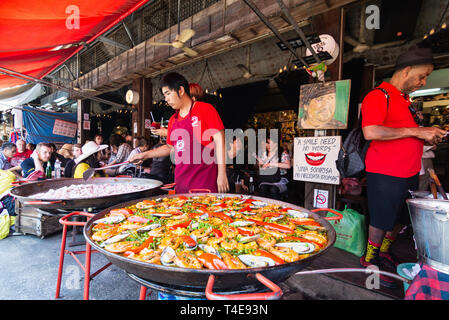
left=249, top=176, right=255, bottom=194
left=45, top=163, right=52, bottom=179
left=54, top=159, right=61, bottom=179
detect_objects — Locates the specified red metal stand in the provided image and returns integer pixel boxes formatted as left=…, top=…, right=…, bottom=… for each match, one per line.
left=55, top=211, right=112, bottom=300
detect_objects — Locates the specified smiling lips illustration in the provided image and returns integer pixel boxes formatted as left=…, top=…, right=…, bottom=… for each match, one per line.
left=305, top=153, right=326, bottom=166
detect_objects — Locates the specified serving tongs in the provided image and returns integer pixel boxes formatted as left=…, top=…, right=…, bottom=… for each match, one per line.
left=82, top=161, right=135, bottom=181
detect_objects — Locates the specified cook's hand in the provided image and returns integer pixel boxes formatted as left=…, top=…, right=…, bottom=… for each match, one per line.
left=417, top=127, right=447, bottom=145
left=129, top=153, right=144, bottom=165
left=217, top=173, right=229, bottom=193
left=241, top=183, right=248, bottom=192
left=151, top=127, right=168, bottom=137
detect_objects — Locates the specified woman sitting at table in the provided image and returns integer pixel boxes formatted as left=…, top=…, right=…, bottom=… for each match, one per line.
left=256, top=137, right=292, bottom=200
left=72, top=141, right=108, bottom=179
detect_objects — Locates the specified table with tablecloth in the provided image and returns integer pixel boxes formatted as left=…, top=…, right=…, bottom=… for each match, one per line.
left=405, top=263, right=449, bottom=300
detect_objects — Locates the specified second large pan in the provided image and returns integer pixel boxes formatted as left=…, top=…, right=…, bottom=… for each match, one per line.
left=10, top=177, right=164, bottom=210
left=84, top=193, right=339, bottom=291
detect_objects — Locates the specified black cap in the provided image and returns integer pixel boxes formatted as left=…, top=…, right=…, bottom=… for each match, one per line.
left=395, top=48, right=433, bottom=70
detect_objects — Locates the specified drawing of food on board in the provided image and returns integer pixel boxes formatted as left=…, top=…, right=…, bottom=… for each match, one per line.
left=298, top=80, right=350, bottom=129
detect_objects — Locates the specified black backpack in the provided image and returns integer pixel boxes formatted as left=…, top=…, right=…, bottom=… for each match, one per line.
left=336, top=88, right=389, bottom=178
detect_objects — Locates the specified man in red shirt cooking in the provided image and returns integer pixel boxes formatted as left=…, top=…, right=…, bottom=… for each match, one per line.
left=360, top=48, right=446, bottom=287
left=130, top=72, right=229, bottom=194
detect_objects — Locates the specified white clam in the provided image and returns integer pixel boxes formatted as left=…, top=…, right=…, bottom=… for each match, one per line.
left=94, top=214, right=125, bottom=225
left=275, top=242, right=316, bottom=254
left=238, top=254, right=275, bottom=268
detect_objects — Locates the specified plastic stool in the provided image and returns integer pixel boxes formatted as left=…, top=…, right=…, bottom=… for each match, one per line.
left=55, top=211, right=113, bottom=300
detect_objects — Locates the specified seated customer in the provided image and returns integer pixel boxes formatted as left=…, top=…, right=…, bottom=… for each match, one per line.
left=0, top=142, right=17, bottom=171
left=10, top=139, right=32, bottom=168
left=121, top=137, right=150, bottom=175
left=63, top=144, right=82, bottom=178
left=256, top=137, right=291, bottom=200
left=72, top=141, right=108, bottom=179
left=20, top=142, right=52, bottom=178
left=106, top=134, right=132, bottom=176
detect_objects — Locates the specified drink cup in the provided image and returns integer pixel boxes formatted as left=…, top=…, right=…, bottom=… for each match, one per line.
left=235, top=182, right=242, bottom=194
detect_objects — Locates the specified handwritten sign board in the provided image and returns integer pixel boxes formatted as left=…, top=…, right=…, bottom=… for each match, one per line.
left=293, top=136, right=341, bottom=185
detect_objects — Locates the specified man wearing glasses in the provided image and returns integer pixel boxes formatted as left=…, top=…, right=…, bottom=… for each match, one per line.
left=359, top=48, right=447, bottom=288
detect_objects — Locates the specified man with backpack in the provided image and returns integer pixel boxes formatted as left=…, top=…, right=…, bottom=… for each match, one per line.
left=360, top=48, right=447, bottom=288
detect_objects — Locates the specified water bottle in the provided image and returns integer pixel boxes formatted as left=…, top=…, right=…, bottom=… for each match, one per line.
left=54, top=159, right=61, bottom=179
left=249, top=176, right=255, bottom=194
left=45, top=163, right=52, bottom=179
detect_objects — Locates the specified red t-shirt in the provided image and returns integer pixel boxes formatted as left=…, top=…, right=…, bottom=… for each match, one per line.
left=167, top=101, right=224, bottom=148
left=361, top=82, right=423, bottom=178
left=10, top=149, right=33, bottom=167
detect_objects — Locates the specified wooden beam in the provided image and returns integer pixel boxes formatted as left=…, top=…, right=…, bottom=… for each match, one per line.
left=73, top=0, right=357, bottom=95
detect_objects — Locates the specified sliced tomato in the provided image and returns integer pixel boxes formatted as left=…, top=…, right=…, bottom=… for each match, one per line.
left=168, top=219, right=191, bottom=230
left=127, top=236, right=154, bottom=253
left=254, top=249, right=285, bottom=265
left=261, top=212, right=283, bottom=220
left=127, top=216, right=150, bottom=224
left=246, top=218, right=294, bottom=234
left=290, top=219, right=321, bottom=227
left=197, top=253, right=228, bottom=270
left=237, top=227, right=254, bottom=236
left=238, top=205, right=252, bottom=213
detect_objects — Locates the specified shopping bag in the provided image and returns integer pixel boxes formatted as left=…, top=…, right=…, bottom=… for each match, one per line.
left=0, top=211, right=15, bottom=240
left=0, top=169, right=16, bottom=195
left=326, top=206, right=367, bottom=257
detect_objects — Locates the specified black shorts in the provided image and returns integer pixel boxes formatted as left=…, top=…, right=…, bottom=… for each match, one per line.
left=366, top=172, right=418, bottom=232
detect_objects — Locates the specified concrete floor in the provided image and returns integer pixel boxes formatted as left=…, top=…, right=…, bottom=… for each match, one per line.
left=0, top=231, right=156, bottom=300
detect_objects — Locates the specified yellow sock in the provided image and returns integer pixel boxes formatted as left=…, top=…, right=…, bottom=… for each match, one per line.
left=365, top=240, right=381, bottom=262
left=380, top=235, right=395, bottom=253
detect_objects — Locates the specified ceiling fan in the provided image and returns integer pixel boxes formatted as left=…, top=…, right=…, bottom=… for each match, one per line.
left=236, top=45, right=277, bottom=80
left=147, top=0, right=198, bottom=57
left=344, top=1, right=405, bottom=53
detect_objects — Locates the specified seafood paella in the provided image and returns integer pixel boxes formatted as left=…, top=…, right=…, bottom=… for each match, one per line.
left=90, top=195, right=329, bottom=269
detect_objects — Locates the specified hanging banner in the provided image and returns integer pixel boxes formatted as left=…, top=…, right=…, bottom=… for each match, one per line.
left=22, top=106, right=77, bottom=144
left=293, top=136, right=341, bottom=185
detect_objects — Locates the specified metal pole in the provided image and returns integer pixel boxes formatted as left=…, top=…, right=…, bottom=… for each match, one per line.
left=275, top=0, right=321, bottom=65
left=242, top=0, right=309, bottom=68
left=0, top=66, right=125, bottom=109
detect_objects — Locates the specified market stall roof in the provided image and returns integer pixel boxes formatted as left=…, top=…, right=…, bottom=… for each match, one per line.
left=0, top=0, right=151, bottom=90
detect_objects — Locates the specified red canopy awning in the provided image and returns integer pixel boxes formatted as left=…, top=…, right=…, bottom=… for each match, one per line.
left=0, top=0, right=151, bottom=90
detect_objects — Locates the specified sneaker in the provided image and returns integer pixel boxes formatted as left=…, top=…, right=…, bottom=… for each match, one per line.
left=360, top=256, right=398, bottom=289
left=379, top=251, right=399, bottom=268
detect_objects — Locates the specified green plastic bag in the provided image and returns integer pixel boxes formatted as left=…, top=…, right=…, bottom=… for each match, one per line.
left=326, top=206, right=367, bottom=257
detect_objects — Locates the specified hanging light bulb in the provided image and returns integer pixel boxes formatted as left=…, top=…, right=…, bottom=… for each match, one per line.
left=283, top=65, right=287, bottom=71
left=423, top=34, right=428, bottom=39
left=279, top=68, right=283, bottom=73
left=430, top=28, right=435, bottom=35
left=205, top=89, right=209, bottom=94
left=442, top=22, right=447, bottom=29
